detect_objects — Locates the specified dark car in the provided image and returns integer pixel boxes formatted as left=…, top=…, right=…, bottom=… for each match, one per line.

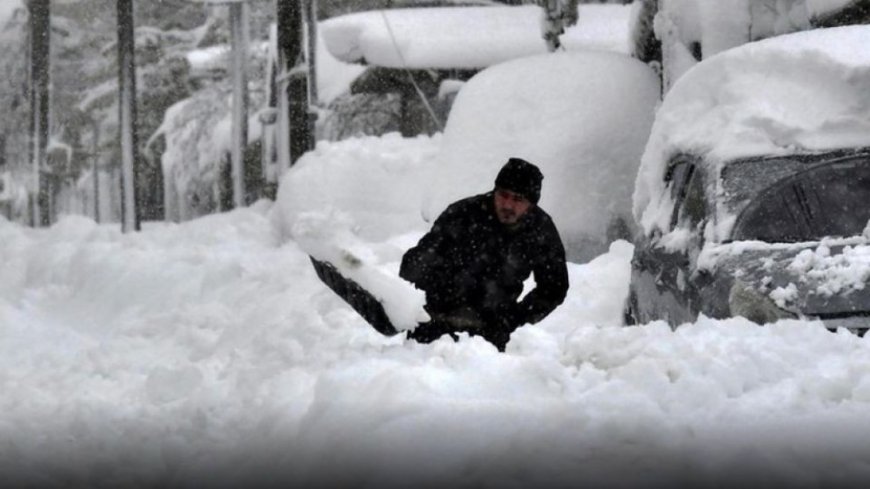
left=624, top=148, right=870, bottom=332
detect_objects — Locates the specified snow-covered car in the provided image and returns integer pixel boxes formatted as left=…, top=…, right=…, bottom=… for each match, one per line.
left=624, top=26, right=870, bottom=332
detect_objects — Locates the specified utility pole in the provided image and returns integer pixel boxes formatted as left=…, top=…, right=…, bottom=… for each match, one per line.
left=117, top=0, right=141, bottom=231
left=276, top=0, right=312, bottom=168
left=229, top=0, right=250, bottom=208
left=275, top=0, right=296, bottom=173
left=28, top=0, right=50, bottom=227
left=303, top=0, right=319, bottom=141
left=91, top=117, right=101, bottom=223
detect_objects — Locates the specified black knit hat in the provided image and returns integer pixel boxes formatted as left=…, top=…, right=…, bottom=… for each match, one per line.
left=494, top=157, right=543, bottom=204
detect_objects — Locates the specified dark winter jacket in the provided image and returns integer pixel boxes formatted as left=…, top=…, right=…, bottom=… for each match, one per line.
left=400, top=192, right=569, bottom=350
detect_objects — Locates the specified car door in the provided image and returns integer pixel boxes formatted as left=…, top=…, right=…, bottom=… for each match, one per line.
left=630, top=157, right=709, bottom=326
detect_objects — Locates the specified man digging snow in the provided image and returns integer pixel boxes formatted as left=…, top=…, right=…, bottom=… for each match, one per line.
left=400, top=157, right=570, bottom=351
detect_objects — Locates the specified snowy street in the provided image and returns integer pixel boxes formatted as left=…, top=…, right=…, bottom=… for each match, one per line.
left=4, top=156, right=870, bottom=487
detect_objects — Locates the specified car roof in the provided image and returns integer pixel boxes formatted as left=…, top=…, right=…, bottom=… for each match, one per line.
left=634, top=25, right=870, bottom=239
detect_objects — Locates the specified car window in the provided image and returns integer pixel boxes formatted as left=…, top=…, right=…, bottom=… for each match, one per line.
left=678, top=168, right=706, bottom=229
left=666, top=160, right=705, bottom=230
left=731, top=157, right=870, bottom=243
left=666, top=161, right=692, bottom=202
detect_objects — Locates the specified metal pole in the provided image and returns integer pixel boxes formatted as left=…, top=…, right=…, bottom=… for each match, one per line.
left=276, top=0, right=303, bottom=170
left=29, top=0, right=50, bottom=227
left=229, top=1, right=250, bottom=209
left=304, top=0, right=319, bottom=145
left=91, top=117, right=100, bottom=223
left=304, top=0, right=318, bottom=106
left=117, top=0, right=141, bottom=232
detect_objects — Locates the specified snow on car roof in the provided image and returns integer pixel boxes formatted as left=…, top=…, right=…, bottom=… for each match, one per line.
left=319, top=4, right=631, bottom=69
left=634, top=25, right=870, bottom=238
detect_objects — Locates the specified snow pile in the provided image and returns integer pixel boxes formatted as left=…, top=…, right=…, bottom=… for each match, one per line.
left=658, top=0, right=812, bottom=58
left=428, top=51, right=659, bottom=262
left=635, top=25, right=870, bottom=236
left=6, top=207, right=870, bottom=486
left=320, top=4, right=631, bottom=69
left=788, top=243, right=870, bottom=296
left=653, top=0, right=868, bottom=92
left=274, top=133, right=441, bottom=242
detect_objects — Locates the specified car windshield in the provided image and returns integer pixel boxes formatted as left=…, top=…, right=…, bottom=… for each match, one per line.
left=730, top=155, right=870, bottom=243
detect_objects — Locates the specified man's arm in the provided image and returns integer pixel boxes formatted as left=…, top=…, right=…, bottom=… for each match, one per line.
left=513, top=222, right=569, bottom=326
left=399, top=205, right=460, bottom=291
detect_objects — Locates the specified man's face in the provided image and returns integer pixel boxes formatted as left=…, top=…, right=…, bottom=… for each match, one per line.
left=494, top=188, right=533, bottom=225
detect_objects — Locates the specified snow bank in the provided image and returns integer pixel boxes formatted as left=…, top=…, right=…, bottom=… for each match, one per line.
left=274, top=133, right=441, bottom=242
left=320, top=4, right=631, bottom=69
left=5, top=212, right=870, bottom=487
left=635, top=25, right=870, bottom=236
left=428, top=51, right=660, bottom=262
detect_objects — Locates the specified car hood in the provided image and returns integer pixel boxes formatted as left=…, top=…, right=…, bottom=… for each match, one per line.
left=710, top=240, right=870, bottom=317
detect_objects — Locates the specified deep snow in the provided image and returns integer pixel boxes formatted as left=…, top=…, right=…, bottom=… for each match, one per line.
left=4, top=138, right=870, bottom=488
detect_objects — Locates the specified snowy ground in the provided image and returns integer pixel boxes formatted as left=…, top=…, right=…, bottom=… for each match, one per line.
left=4, top=136, right=870, bottom=488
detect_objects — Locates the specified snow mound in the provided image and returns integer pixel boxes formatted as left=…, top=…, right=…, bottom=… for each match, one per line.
left=427, top=51, right=660, bottom=262
left=635, top=25, right=870, bottom=235
left=7, top=199, right=870, bottom=486
left=274, top=133, right=441, bottom=242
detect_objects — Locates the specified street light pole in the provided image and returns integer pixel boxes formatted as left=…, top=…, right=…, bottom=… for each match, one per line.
left=229, top=0, right=250, bottom=209
left=91, top=117, right=101, bottom=223
left=28, top=0, right=50, bottom=227
left=304, top=0, right=319, bottom=116
left=303, top=0, right=319, bottom=149
left=117, top=0, right=141, bottom=232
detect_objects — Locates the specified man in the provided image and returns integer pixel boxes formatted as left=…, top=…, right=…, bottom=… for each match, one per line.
left=400, top=157, right=569, bottom=351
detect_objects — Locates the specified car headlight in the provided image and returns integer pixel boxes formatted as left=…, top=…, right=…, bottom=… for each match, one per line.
left=728, top=279, right=796, bottom=324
